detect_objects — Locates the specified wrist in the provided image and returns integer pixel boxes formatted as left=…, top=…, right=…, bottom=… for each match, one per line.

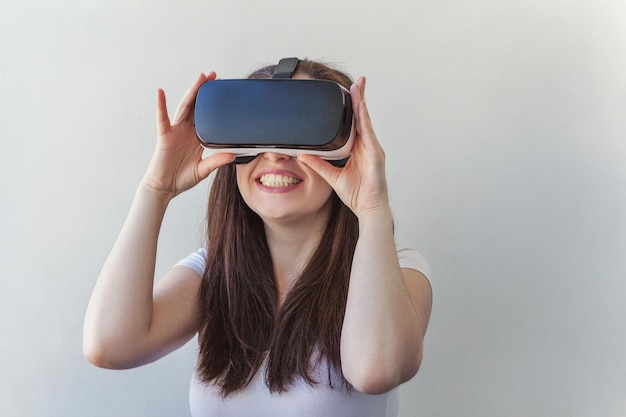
left=356, top=204, right=394, bottom=232
left=137, top=180, right=175, bottom=208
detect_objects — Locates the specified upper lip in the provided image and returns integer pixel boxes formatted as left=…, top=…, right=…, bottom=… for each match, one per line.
left=255, top=168, right=303, bottom=182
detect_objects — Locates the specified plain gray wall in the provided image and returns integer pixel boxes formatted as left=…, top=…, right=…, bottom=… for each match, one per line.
left=1, top=0, right=625, bottom=416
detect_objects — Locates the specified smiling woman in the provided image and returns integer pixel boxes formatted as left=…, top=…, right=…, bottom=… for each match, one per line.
left=82, top=58, right=432, bottom=417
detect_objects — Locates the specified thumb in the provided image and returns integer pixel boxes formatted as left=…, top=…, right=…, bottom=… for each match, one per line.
left=197, top=152, right=236, bottom=180
left=297, top=154, right=341, bottom=187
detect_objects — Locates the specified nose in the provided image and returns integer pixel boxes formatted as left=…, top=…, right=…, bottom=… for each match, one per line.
left=262, top=152, right=292, bottom=162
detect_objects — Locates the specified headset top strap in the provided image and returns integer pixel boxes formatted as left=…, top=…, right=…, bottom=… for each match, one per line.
left=272, top=57, right=300, bottom=78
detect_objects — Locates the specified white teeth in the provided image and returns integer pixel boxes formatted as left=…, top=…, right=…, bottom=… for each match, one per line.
left=259, top=174, right=301, bottom=187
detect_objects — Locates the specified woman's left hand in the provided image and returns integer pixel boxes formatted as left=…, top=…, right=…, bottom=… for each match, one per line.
left=297, top=77, right=390, bottom=218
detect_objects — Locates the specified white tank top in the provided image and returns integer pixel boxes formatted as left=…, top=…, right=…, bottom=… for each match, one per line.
left=176, top=246, right=430, bottom=417
left=188, top=360, right=399, bottom=417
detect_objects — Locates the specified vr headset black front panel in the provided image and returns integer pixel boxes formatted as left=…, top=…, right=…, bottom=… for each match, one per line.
left=194, top=79, right=353, bottom=151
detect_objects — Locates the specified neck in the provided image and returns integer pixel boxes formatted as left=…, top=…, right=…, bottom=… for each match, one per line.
left=263, top=199, right=333, bottom=297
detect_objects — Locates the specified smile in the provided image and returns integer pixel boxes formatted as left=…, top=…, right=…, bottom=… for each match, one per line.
left=258, top=173, right=302, bottom=188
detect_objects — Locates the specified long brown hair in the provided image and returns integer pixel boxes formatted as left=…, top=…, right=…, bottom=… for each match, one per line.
left=197, top=59, right=358, bottom=396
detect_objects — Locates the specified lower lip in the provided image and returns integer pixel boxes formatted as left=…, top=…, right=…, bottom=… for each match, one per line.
left=255, top=181, right=303, bottom=193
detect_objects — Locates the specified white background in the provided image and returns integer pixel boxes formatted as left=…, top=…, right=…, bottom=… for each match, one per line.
left=1, top=1, right=625, bottom=416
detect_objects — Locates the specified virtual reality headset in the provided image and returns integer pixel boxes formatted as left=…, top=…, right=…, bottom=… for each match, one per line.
left=194, top=58, right=354, bottom=166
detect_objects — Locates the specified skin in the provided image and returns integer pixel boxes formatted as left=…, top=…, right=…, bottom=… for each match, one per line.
left=82, top=70, right=432, bottom=395
left=235, top=151, right=335, bottom=298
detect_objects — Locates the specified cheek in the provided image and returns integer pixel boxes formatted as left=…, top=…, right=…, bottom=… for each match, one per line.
left=308, top=170, right=333, bottom=196
left=316, top=182, right=334, bottom=199
left=235, top=165, right=254, bottom=205
left=308, top=179, right=335, bottom=208
left=235, top=164, right=251, bottom=188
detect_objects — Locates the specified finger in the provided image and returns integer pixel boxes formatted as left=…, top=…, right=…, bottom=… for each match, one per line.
left=156, top=88, right=171, bottom=135
left=358, top=95, right=375, bottom=134
left=350, top=79, right=377, bottom=149
left=350, top=80, right=368, bottom=127
left=172, top=72, right=216, bottom=124
left=297, top=154, right=342, bottom=187
left=356, top=76, right=366, bottom=100
left=353, top=76, right=371, bottom=124
left=172, top=72, right=206, bottom=124
left=197, top=152, right=236, bottom=180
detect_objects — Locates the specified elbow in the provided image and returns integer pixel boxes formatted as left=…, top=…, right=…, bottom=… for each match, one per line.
left=83, top=339, right=120, bottom=369
left=344, top=346, right=423, bottom=395
left=346, top=373, right=399, bottom=395
left=83, top=350, right=114, bottom=369
left=82, top=334, right=136, bottom=370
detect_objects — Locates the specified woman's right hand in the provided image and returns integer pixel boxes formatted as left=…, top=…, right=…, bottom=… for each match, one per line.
left=142, top=72, right=234, bottom=200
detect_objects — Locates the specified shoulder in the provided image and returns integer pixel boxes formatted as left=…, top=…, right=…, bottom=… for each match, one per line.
left=175, top=248, right=208, bottom=276
left=396, top=245, right=431, bottom=280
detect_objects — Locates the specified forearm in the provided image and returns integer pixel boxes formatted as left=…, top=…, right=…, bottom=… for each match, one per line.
left=340, top=206, right=423, bottom=393
left=83, top=183, right=171, bottom=366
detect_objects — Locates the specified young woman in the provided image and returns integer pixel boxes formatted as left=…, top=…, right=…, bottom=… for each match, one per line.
left=83, top=59, right=432, bottom=417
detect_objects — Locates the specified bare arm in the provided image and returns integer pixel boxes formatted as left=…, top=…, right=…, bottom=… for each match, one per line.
left=82, top=73, right=233, bottom=368
left=298, top=76, right=432, bottom=394
left=340, top=207, right=432, bottom=394
left=82, top=185, right=203, bottom=368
